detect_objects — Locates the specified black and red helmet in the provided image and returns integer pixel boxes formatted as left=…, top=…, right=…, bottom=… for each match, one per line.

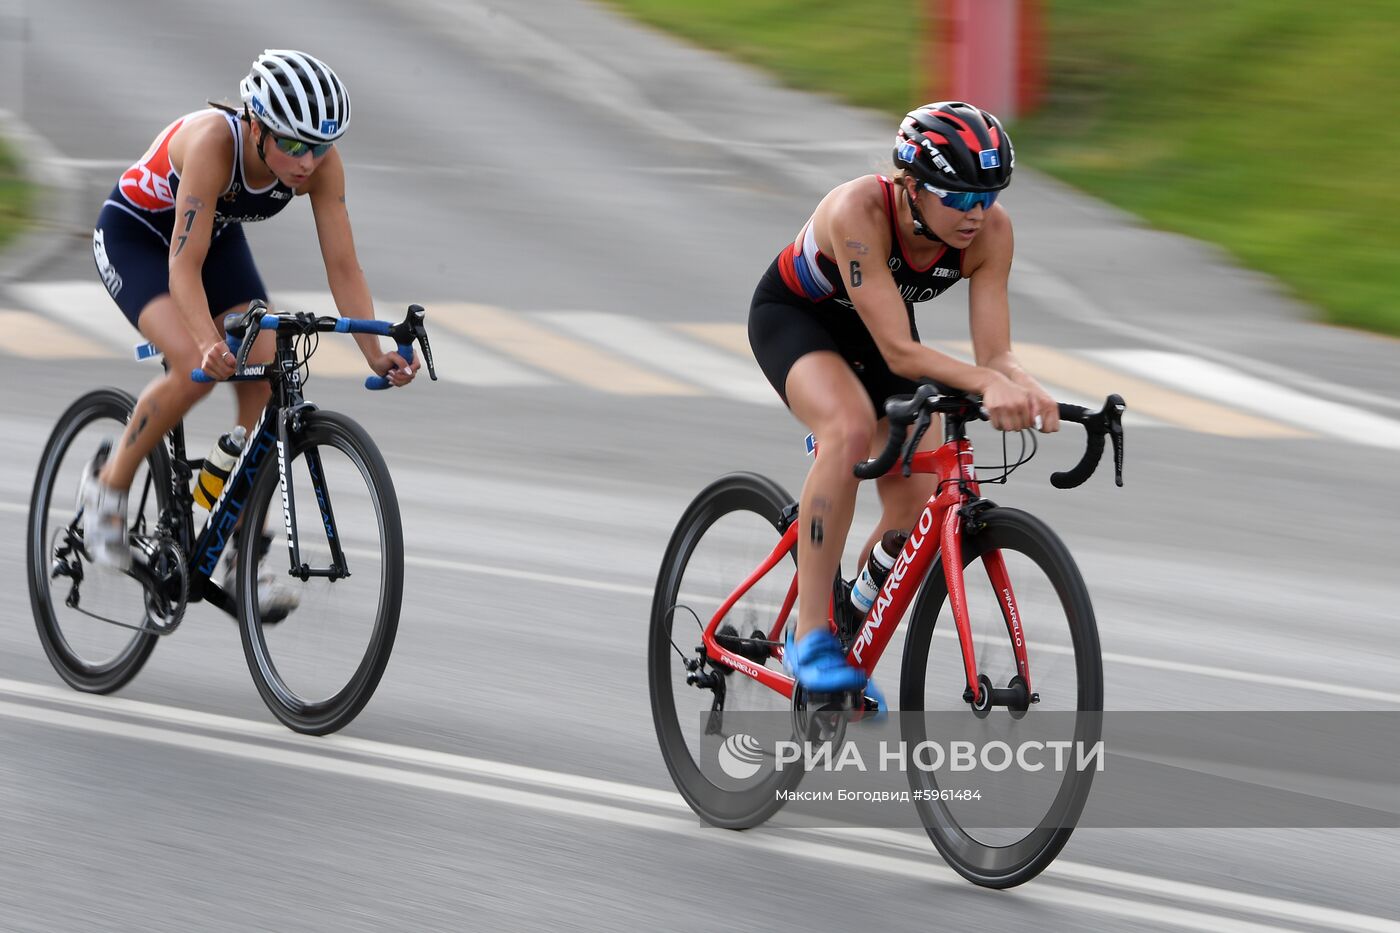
left=894, top=101, right=1014, bottom=192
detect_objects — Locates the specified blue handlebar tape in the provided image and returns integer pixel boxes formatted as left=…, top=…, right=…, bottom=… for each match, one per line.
left=364, top=343, right=415, bottom=390
left=192, top=334, right=243, bottom=381
left=336, top=318, right=394, bottom=336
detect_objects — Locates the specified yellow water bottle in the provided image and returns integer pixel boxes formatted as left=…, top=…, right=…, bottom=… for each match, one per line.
left=193, top=426, right=247, bottom=510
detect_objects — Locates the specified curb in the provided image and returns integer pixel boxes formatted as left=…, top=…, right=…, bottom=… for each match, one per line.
left=0, top=107, right=84, bottom=284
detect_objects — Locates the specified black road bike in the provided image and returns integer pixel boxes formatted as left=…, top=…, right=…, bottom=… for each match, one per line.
left=27, top=301, right=437, bottom=734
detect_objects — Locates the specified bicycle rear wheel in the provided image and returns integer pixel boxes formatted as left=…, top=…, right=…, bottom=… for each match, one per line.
left=649, top=472, right=805, bottom=828
left=900, top=506, right=1103, bottom=888
left=236, top=410, right=403, bottom=734
left=27, top=388, right=169, bottom=692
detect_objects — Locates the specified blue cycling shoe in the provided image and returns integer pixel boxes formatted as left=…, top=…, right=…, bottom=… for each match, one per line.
left=784, top=628, right=868, bottom=694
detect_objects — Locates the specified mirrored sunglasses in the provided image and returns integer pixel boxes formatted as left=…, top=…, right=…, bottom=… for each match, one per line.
left=265, top=127, right=333, bottom=158
left=922, top=184, right=998, bottom=212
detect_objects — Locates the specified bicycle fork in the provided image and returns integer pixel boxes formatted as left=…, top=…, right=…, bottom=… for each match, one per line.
left=278, top=404, right=349, bottom=583
left=944, top=502, right=1036, bottom=717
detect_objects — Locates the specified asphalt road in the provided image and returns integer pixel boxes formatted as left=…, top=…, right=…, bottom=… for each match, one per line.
left=1, top=1, right=1397, bottom=931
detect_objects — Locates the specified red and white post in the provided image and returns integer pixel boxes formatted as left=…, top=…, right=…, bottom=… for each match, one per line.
left=924, top=0, right=1044, bottom=119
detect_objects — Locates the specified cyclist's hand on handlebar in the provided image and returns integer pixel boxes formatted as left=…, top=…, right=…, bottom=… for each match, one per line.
left=368, top=349, right=420, bottom=388
left=200, top=338, right=237, bottom=381
left=1029, top=384, right=1061, bottom=433
left=980, top=375, right=1037, bottom=432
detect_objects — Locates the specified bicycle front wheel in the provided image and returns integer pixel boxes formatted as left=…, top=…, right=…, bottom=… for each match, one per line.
left=27, top=388, right=169, bottom=692
left=237, top=410, right=403, bottom=734
left=900, top=506, right=1103, bottom=888
left=649, top=472, right=804, bottom=829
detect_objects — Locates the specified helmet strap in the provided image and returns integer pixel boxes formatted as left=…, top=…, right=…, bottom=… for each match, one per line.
left=251, top=118, right=273, bottom=170
left=904, top=187, right=946, bottom=244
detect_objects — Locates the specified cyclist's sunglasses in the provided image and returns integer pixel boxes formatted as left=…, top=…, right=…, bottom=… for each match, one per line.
left=260, top=123, right=333, bottom=158
left=922, top=184, right=998, bottom=212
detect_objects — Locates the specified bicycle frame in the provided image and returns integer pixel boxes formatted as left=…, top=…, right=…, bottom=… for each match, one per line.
left=146, top=332, right=347, bottom=615
left=699, top=432, right=1031, bottom=707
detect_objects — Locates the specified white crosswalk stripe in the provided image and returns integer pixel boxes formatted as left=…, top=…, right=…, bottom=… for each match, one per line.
left=4, top=281, right=1397, bottom=447
left=533, top=310, right=780, bottom=406
left=9, top=281, right=145, bottom=355
left=1090, top=350, right=1400, bottom=450
left=274, top=291, right=552, bottom=388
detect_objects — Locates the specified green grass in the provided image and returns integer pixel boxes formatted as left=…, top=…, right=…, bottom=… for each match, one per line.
left=603, top=0, right=1400, bottom=335
left=0, top=134, right=32, bottom=252
left=1019, top=1, right=1400, bottom=335
left=599, top=0, right=917, bottom=112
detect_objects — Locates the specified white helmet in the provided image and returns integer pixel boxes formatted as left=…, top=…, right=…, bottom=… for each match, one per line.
left=239, top=49, right=351, bottom=144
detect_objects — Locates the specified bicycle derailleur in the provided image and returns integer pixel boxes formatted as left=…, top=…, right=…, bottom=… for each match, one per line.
left=51, top=521, right=188, bottom=636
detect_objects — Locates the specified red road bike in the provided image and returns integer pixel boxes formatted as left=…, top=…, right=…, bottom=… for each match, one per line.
left=649, top=385, right=1125, bottom=887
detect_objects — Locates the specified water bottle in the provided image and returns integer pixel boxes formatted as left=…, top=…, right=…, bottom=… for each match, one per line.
left=193, top=425, right=247, bottom=510
left=850, top=529, right=909, bottom=615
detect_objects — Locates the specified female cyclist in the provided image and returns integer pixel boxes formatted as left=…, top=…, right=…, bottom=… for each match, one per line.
left=83, top=49, right=419, bottom=591
left=748, top=101, right=1059, bottom=694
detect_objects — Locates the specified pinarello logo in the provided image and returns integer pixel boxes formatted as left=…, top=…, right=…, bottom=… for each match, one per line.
left=718, top=733, right=765, bottom=780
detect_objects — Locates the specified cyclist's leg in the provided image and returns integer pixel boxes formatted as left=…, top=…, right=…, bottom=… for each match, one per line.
left=751, top=296, right=874, bottom=640
left=751, top=292, right=874, bottom=691
left=784, top=353, right=875, bottom=692
left=858, top=420, right=940, bottom=564
left=784, top=352, right=875, bottom=640
left=100, top=295, right=214, bottom=491
left=90, top=203, right=212, bottom=493
left=80, top=295, right=207, bottom=568
left=202, top=232, right=294, bottom=613
left=851, top=305, right=939, bottom=564
left=203, top=224, right=273, bottom=436
left=100, top=298, right=210, bottom=490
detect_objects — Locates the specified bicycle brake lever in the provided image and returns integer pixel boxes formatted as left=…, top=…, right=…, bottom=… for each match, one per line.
left=408, top=305, right=437, bottom=381
left=234, top=311, right=263, bottom=371
left=1105, top=393, right=1126, bottom=487
left=901, top=411, right=932, bottom=477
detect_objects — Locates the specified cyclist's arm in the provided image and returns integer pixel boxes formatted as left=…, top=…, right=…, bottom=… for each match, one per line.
left=306, top=150, right=380, bottom=362
left=823, top=182, right=998, bottom=397
left=308, top=156, right=418, bottom=386
left=166, top=119, right=229, bottom=353
left=964, top=209, right=1059, bottom=431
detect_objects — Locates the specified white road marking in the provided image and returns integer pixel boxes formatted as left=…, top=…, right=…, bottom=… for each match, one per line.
left=0, top=309, right=111, bottom=358
left=0, top=681, right=1393, bottom=933
left=1014, top=259, right=1400, bottom=414
left=379, top=547, right=1400, bottom=706
left=9, top=280, right=145, bottom=354
left=6, top=518, right=1393, bottom=707
left=535, top=310, right=780, bottom=405
left=434, top=302, right=699, bottom=395
left=274, top=290, right=553, bottom=387
left=4, top=281, right=1390, bottom=443
left=1090, top=350, right=1400, bottom=450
